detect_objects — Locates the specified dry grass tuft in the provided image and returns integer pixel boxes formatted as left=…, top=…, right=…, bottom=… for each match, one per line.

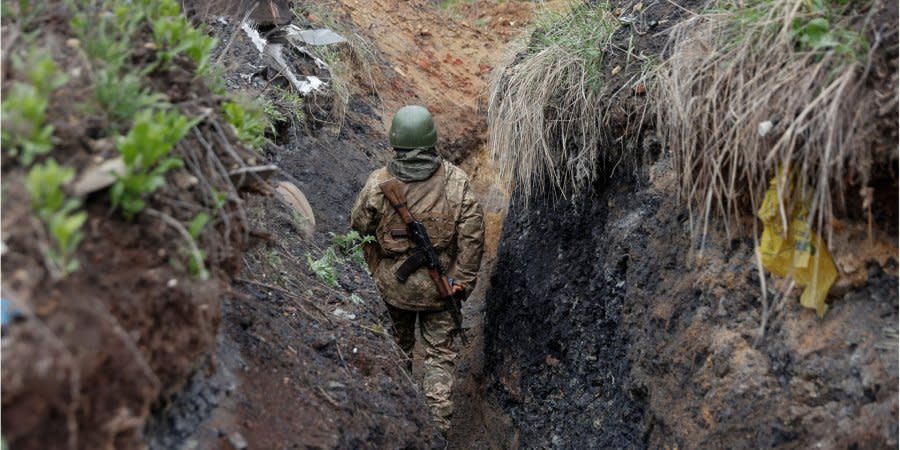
left=488, top=5, right=622, bottom=202
left=655, top=0, right=897, bottom=238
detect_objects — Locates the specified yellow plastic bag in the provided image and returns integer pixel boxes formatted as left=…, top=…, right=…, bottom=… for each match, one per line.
left=756, top=175, right=838, bottom=317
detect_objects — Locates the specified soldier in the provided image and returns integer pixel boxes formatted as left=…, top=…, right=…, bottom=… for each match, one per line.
left=350, top=105, right=485, bottom=435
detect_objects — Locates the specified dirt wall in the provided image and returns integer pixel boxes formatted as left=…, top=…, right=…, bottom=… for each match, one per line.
left=485, top=159, right=898, bottom=449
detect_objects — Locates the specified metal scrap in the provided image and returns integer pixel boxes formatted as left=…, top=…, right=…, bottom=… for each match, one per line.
left=240, top=21, right=347, bottom=96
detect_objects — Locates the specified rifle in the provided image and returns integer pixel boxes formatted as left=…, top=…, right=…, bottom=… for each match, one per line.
left=379, top=179, right=468, bottom=345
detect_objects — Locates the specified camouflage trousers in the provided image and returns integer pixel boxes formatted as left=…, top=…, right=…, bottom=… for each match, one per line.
left=386, top=304, right=458, bottom=433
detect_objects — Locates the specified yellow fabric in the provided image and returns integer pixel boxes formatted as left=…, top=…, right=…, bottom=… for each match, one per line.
left=756, top=175, right=838, bottom=317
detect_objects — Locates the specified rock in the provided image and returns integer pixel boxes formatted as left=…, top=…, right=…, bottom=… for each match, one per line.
left=757, top=120, right=773, bottom=137
left=274, top=181, right=316, bottom=238
left=227, top=431, right=248, bottom=450
left=332, top=308, right=356, bottom=321
left=70, top=156, right=126, bottom=197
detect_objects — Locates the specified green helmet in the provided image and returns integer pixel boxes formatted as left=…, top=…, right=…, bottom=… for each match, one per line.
left=389, top=105, right=437, bottom=149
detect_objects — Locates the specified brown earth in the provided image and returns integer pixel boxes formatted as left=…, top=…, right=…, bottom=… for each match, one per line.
left=1, top=4, right=258, bottom=448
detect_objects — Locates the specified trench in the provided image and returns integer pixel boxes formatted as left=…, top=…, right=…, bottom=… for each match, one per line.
left=146, top=1, right=899, bottom=449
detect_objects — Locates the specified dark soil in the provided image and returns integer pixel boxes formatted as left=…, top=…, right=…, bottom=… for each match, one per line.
left=486, top=158, right=899, bottom=449
left=141, top=8, right=443, bottom=448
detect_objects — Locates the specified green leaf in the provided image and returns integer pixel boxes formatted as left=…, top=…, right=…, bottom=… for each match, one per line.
left=188, top=212, right=210, bottom=240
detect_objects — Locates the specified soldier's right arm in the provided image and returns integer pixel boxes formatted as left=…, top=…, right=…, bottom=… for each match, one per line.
left=351, top=172, right=384, bottom=273
left=350, top=172, right=383, bottom=237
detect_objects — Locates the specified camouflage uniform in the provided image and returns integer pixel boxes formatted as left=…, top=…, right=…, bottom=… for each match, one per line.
left=350, top=159, right=484, bottom=432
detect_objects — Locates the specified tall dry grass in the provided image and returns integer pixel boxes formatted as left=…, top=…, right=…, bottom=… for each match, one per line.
left=488, top=5, right=622, bottom=202
left=655, top=0, right=895, bottom=238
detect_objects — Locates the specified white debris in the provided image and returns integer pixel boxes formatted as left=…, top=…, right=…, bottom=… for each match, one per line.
left=332, top=308, right=356, bottom=321
left=285, top=26, right=347, bottom=46
left=241, top=21, right=267, bottom=53
left=758, top=120, right=774, bottom=137
left=241, top=21, right=329, bottom=96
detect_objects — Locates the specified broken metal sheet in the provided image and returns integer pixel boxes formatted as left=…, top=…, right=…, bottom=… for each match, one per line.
left=283, top=25, right=347, bottom=46
left=241, top=21, right=329, bottom=96
left=241, top=21, right=267, bottom=53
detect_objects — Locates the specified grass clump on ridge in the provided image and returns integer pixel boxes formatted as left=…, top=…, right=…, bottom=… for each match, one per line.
left=488, top=4, right=619, bottom=201
left=655, top=0, right=889, bottom=237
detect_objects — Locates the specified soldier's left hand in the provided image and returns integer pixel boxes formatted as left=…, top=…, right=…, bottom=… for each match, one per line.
left=450, top=283, right=465, bottom=296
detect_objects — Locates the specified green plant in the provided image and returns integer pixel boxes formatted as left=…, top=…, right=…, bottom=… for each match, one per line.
left=2, top=50, right=67, bottom=165
left=790, top=15, right=866, bottom=58
left=149, top=0, right=217, bottom=73
left=306, top=248, right=340, bottom=287
left=185, top=211, right=209, bottom=277
left=94, top=67, right=167, bottom=126
left=222, top=97, right=273, bottom=152
left=2, top=84, right=54, bottom=165
left=2, top=0, right=45, bottom=28
left=69, top=1, right=143, bottom=71
left=26, top=159, right=87, bottom=276
left=188, top=212, right=210, bottom=239
left=70, top=1, right=168, bottom=128
left=111, top=109, right=197, bottom=219
left=330, top=230, right=374, bottom=270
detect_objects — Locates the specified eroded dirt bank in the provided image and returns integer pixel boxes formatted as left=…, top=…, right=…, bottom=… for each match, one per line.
left=486, top=160, right=899, bottom=448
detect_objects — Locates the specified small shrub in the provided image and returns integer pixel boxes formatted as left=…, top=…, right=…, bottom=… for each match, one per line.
left=149, top=0, right=217, bottom=73
left=69, top=2, right=142, bottom=72
left=111, top=109, right=197, bottom=219
left=222, top=97, right=273, bottom=152
left=306, top=248, right=341, bottom=287
left=26, top=159, right=86, bottom=276
left=2, top=84, right=55, bottom=165
left=330, top=230, right=374, bottom=270
left=2, top=50, right=67, bottom=165
left=94, top=67, right=167, bottom=126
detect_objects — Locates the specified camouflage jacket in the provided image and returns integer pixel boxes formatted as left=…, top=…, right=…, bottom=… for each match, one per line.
left=350, top=160, right=484, bottom=311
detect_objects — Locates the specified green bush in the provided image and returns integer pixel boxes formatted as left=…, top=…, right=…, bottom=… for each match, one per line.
left=306, top=248, right=341, bottom=287
left=26, top=159, right=87, bottom=276
left=330, top=230, right=374, bottom=270
left=222, top=98, right=273, bottom=152
left=94, top=67, right=167, bottom=126
left=111, top=109, right=197, bottom=219
left=1, top=50, right=67, bottom=165
left=149, top=0, right=217, bottom=73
